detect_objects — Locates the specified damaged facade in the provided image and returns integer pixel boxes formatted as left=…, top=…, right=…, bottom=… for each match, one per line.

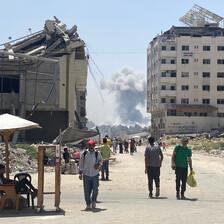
left=0, top=17, right=88, bottom=142
left=147, top=25, right=224, bottom=139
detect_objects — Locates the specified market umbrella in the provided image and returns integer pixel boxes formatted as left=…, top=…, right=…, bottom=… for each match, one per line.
left=0, top=113, right=40, bottom=178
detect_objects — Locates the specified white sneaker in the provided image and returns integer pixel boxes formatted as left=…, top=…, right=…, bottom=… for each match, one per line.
left=92, top=201, right=96, bottom=209
left=85, top=204, right=91, bottom=210
left=156, top=188, right=160, bottom=197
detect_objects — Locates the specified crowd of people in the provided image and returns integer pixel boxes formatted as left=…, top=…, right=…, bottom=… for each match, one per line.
left=78, top=135, right=193, bottom=210
left=112, top=137, right=141, bottom=155
left=0, top=134, right=193, bottom=212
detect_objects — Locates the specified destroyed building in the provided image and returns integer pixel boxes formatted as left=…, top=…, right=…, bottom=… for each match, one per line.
left=0, top=17, right=88, bottom=142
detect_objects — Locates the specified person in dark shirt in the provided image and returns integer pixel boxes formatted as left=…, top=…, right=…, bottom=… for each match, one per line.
left=63, top=148, right=70, bottom=163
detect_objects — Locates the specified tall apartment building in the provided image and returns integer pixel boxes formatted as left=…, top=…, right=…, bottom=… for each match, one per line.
left=147, top=25, right=224, bottom=139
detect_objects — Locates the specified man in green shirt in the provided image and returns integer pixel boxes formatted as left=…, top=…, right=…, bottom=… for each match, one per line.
left=100, top=138, right=111, bottom=180
left=171, top=137, right=193, bottom=199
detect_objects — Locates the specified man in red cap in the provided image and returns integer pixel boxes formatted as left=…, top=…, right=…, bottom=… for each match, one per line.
left=79, top=139, right=103, bottom=210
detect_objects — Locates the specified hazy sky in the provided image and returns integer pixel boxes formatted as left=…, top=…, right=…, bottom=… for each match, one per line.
left=0, top=0, right=223, bottom=126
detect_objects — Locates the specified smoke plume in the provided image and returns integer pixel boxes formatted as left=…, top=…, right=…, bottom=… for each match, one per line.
left=100, top=66, right=149, bottom=125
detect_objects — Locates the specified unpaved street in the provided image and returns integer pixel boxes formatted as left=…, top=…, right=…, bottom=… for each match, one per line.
left=0, top=145, right=224, bottom=224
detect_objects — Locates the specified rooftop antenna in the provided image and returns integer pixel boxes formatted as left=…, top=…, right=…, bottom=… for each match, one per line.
left=179, top=4, right=223, bottom=27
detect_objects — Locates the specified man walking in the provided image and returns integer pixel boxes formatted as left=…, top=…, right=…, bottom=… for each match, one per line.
left=100, top=138, right=111, bottom=181
left=171, top=137, right=193, bottom=199
left=145, top=137, right=163, bottom=198
left=79, top=139, right=103, bottom=210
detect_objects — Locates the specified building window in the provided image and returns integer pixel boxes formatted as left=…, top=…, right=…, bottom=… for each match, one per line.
left=0, top=76, right=20, bottom=93
left=161, top=72, right=166, bottom=77
left=217, top=86, right=224, bottom=91
left=217, top=99, right=224, bottom=104
left=217, top=46, right=224, bottom=51
left=182, top=45, right=189, bottom=51
left=181, top=98, right=189, bottom=104
left=202, top=99, right=210, bottom=104
left=194, top=45, right=198, bottom=49
left=161, top=85, right=166, bottom=90
left=162, top=46, right=166, bottom=50
left=181, top=85, right=189, bottom=90
left=218, top=113, right=224, bottom=117
left=170, top=99, right=175, bottom=103
left=217, top=72, right=224, bottom=78
left=170, top=110, right=176, bottom=116
left=194, top=72, right=198, bottom=76
left=203, top=85, right=210, bottom=91
left=171, top=46, right=175, bottom=51
left=171, top=72, right=176, bottom=77
left=194, top=98, right=198, bottom=102
left=200, top=113, right=208, bottom=116
left=194, top=58, right=198, bottom=62
left=217, top=59, right=224, bottom=64
left=161, top=59, right=166, bottom=64
left=161, top=98, right=166, bottom=103
left=181, top=59, right=189, bottom=64
left=203, top=72, right=210, bottom=77
left=203, top=59, right=210, bottom=64
left=171, top=86, right=175, bottom=90
left=203, top=46, right=210, bottom=51
left=194, top=85, right=198, bottom=88
left=80, top=107, right=86, bottom=117
left=171, top=60, right=175, bottom=64
left=181, top=72, right=189, bottom=77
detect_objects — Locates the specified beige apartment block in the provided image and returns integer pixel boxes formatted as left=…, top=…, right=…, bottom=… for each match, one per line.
left=147, top=25, right=224, bottom=140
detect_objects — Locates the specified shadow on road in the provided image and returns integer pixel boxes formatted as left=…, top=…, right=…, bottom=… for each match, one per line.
left=179, top=198, right=198, bottom=202
left=0, top=208, right=65, bottom=218
left=81, top=208, right=107, bottom=213
left=148, top=196, right=168, bottom=199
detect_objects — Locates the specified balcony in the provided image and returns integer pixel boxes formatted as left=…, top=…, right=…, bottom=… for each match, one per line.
left=160, top=64, right=177, bottom=70
left=160, top=90, right=176, bottom=97
left=160, top=50, right=176, bottom=57
left=160, top=77, right=176, bottom=84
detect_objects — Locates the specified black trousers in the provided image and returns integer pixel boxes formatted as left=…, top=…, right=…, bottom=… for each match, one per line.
left=175, top=167, right=188, bottom=194
left=101, top=161, right=109, bottom=179
left=15, top=178, right=35, bottom=194
left=147, top=166, right=160, bottom=193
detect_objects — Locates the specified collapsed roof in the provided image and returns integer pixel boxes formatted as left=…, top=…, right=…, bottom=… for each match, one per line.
left=0, top=16, right=86, bottom=72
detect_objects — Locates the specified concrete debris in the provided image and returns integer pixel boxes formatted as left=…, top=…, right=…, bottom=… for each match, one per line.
left=2, top=16, right=85, bottom=60
left=0, top=143, right=37, bottom=173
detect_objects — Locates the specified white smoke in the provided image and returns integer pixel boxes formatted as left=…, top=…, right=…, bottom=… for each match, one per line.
left=100, top=66, right=149, bottom=125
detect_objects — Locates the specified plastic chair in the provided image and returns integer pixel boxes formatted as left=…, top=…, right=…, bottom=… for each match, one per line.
left=0, top=184, right=20, bottom=213
left=14, top=173, right=34, bottom=209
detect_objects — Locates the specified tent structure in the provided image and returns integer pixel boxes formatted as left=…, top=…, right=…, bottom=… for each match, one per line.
left=53, top=126, right=100, bottom=144
left=0, top=113, right=40, bottom=178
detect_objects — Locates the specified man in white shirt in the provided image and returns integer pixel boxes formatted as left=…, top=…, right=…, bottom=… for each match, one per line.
left=79, top=139, right=103, bottom=210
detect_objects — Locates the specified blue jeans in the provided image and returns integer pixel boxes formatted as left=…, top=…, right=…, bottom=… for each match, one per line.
left=83, top=174, right=99, bottom=205
left=101, top=161, right=109, bottom=179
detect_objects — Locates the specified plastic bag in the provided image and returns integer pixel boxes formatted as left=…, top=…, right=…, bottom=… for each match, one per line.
left=187, top=170, right=197, bottom=187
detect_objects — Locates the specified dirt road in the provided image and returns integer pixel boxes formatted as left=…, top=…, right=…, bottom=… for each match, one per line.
left=1, top=146, right=224, bottom=223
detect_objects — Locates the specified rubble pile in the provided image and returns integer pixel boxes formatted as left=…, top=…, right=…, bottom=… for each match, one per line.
left=3, top=16, right=85, bottom=59
left=164, top=134, right=224, bottom=158
left=0, top=143, right=38, bottom=173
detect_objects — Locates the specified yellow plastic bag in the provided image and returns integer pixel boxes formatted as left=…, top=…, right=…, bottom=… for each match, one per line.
left=187, top=170, right=197, bottom=187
